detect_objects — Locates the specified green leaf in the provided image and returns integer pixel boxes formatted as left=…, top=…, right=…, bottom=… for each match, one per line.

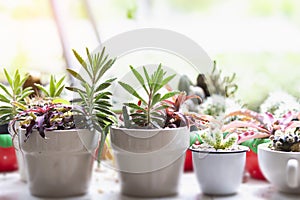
left=160, top=74, right=176, bottom=90
left=124, top=103, right=146, bottom=112
left=160, top=91, right=179, bottom=101
left=67, top=69, right=85, bottom=83
left=54, top=85, right=65, bottom=97
left=0, top=94, right=10, bottom=103
left=0, top=83, right=12, bottom=98
left=97, top=58, right=116, bottom=82
left=13, top=70, right=20, bottom=93
left=4, top=69, right=12, bottom=87
left=95, top=82, right=111, bottom=92
left=130, top=65, right=149, bottom=94
left=65, top=86, right=85, bottom=94
left=34, top=83, right=49, bottom=97
left=11, top=101, right=27, bottom=111
left=151, top=93, right=161, bottom=107
left=94, top=107, right=115, bottom=116
left=55, top=76, right=65, bottom=89
left=72, top=49, right=91, bottom=78
left=19, top=73, right=29, bottom=87
left=49, top=75, right=55, bottom=97
left=52, top=98, right=71, bottom=105
left=143, top=66, right=151, bottom=88
left=95, top=91, right=112, bottom=102
left=118, top=81, right=146, bottom=104
left=154, top=104, right=169, bottom=111
left=18, top=90, right=33, bottom=101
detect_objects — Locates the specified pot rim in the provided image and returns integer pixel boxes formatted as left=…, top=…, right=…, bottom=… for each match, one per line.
left=19, top=128, right=90, bottom=133
left=189, top=145, right=249, bottom=154
left=110, top=126, right=188, bottom=132
left=258, top=142, right=300, bottom=155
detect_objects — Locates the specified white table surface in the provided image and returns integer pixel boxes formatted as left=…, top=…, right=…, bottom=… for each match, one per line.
left=1, top=162, right=299, bottom=200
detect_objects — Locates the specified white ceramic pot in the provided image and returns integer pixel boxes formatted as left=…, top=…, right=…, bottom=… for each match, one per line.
left=19, top=129, right=99, bottom=198
left=192, top=146, right=248, bottom=195
left=258, top=143, right=300, bottom=194
left=110, top=126, right=189, bottom=197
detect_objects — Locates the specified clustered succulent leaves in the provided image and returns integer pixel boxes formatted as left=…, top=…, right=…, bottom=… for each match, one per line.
left=199, top=130, right=238, bottom=150
left=66, top=47, right=116, bottom=160
left=119, top=64, right=197, bottom=129
left=12, top=103, right=74, bottom=141
left=34, top=75, right=66, bottom=98
left=0, top=69, right=33, bottom=125
left=119, top=64, right=178, bottom=129
left=269, top=127, right=300, bottom=152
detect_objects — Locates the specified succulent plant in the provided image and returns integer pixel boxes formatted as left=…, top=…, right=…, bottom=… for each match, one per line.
left=119, top=64, right=199, bottom=129
left=10, top=102, right=75, bottom=141
left=119, top=64, right=178, bottom=129
left=66, top=47, right=116, bottom=163
left=0, top=69, right=34, bottom=125
left=34, top=75, right=66, bottom=98
left=270, top=127, right=300, bottom=152
left=206, top=61, right=238, bottom=98
left=192, top=120, right=238, bottom=150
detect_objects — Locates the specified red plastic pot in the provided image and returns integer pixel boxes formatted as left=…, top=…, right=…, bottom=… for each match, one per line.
left=245, top=149, right=265, bottom=180
left=0, top=134, right=18, bottom=172
left=184, top=149, right=193, bottom=172
left=0, top=146, right=18, bottom=172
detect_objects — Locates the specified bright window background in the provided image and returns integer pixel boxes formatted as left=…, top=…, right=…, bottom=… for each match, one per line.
left=1, top=0, right=300, bottom=110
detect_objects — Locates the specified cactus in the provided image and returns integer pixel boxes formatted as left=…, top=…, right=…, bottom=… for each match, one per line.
left=196, top=125, right=238, bottom=150
left=270, top=128, right=300, bottom=152
left=199, top=130, right=238, bottom=150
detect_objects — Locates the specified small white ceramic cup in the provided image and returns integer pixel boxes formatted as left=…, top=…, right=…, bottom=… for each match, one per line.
left=191, top=145, right=248, bottom=195
left=258, top=143, right=300, bottom=194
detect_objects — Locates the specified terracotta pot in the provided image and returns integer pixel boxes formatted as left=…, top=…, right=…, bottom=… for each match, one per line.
left=110, top=127, right=189, bottom=197
left=192, top=146, right=249, bottom=195
left=245, top=149, right=266, bottom=180
left=19, top=129, right=98, bottom=198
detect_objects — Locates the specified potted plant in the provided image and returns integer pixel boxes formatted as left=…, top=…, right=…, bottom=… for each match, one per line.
left=0, top=69, right=33, bottom=175
left=178, top=61, right=241, bottom=171
left=9, top=47, right=116, bottom=198
left=110, top=64, right=196, bottom=197
left=258, top=126, right=300, bottom=194
left=222, top=91, right=300, bottom=180
left=190, top=121, right=249, bottom=195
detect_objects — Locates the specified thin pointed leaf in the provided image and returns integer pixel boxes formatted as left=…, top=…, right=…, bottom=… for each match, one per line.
left=67, top=69, right=85, bottom=82
left=54, top=85, right=65, bottom=97
left=124, top=103, right=146, bottom=112
left=19, top=74, right=29, bottom=87
left=0, top=83, right=12, bottom=98
left=160, top=91, right=179, bottom=101
left=65, top=86, right=85, bottom=94
left=4, top=69, right=12, bottom=87
left=34, top=83, right=49, bottom=97
left=143, top=66, right=151, bottom=88
left=151, top=93, right=161, bottom=107
left=118, top=81, right=146, bottom=104
left=55, top=76, right=65, bottom=88
left=129, top=65, right=149, bottom=94
left=13, top=70, right=20, bottom=92
left=49, top=75, right=55, bottom=97
left=0, top=94, right=10, bottom=103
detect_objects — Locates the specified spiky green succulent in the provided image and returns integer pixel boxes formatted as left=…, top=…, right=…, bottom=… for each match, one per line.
left=198, top=129, right=238, bottom=150
left=0, top=69, right=33, bottom=125
left=119, top=64, right=179, bottom=129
